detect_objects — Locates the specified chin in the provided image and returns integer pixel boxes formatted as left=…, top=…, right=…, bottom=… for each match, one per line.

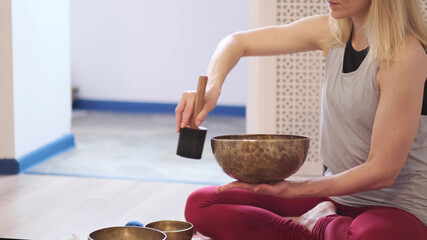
left=330, top=11, right=349, bottom=19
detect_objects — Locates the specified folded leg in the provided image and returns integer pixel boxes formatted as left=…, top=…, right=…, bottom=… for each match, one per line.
left=313, top=205, right=427, bottom=240
left=185, top=186, right=327, bottom=240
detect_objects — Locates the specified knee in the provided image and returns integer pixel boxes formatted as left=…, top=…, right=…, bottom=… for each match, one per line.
left=351, top=226, right=383, bottom=240
left=351, top=220, right=426, bottom=240
left=348, top=208, right=427, bottom=240
left=184, top=186, right=217, bottom=223
left=351, top=224, right=415, bottom=240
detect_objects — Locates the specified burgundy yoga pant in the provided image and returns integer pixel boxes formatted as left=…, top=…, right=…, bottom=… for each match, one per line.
left=185, top=186, right=427, bottom=240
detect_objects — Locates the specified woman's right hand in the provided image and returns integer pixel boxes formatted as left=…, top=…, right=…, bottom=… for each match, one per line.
left=175, top=84, right=221, bottom=132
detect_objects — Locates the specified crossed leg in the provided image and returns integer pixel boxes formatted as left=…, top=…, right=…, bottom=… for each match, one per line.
left=185, top=186, right=427, bottom=240
left=185, top=186, right=327, bottom=240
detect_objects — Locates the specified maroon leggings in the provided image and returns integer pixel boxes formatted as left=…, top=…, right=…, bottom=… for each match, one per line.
left=185, top=186, right=427, bottom=240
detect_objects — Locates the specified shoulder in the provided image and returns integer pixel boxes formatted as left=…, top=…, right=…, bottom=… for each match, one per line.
left=377, top=33, right=427, bottom=89
left=299, top=14, right=331, bottom=38
left=395, top=34, right=427, bottom=70
left=289, top=14, right=332, bottom=53
left=297, top=14, right=330, bottom=26
left=307, top=15, right=335, bottom=56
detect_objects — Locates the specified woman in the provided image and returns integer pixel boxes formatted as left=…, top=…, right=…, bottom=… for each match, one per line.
left=175, top=0, right=427, bottom=239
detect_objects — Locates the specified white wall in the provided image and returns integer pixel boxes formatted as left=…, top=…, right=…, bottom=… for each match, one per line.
left=70, top=0, right=248, bottom=106
left=11, top=0, right=71, bottom=158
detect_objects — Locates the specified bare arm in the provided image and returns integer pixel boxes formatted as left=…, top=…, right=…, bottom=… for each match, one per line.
left=175, top=15, right=331, bottom=131
left=218, top=35, right=427, bottom=198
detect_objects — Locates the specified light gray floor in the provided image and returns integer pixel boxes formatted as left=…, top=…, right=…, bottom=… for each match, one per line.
left=0, top=174, right=209, bottom=240
left=26, top=111, right=246, bottom=185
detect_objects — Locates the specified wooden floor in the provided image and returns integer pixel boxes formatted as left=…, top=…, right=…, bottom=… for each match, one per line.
left=0, top=174, right=205, bottom=240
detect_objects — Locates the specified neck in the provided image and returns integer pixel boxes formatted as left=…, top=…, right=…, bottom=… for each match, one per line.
left=351, top=15, right=369, bottom=51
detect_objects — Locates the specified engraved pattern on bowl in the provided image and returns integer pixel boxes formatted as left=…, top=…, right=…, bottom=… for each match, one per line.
left=211, top=134, right=310, bottom=183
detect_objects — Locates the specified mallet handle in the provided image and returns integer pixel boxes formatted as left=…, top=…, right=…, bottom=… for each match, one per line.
left=191, top=75, right=208, bottom=128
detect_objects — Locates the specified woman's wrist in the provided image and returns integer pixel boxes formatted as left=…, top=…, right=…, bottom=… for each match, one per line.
left=287, top=177, right=324, bottom=198
left=206, top=79, right=222, bottom=98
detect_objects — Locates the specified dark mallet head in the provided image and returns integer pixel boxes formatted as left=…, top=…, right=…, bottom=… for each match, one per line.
left=176, top=75, right=208, bottom=159
left=176, top=126, right=207, bottom=159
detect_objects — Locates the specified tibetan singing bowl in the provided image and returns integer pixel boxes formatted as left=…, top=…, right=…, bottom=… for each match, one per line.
left=146, top=220, right=194, bottom=240
left=211, top=134, right=310, bottom=183
left=88, top=226, right=166, bottom=240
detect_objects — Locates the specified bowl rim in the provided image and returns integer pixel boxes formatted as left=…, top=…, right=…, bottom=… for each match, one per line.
left=88, top=226, right=167, bottom=240
left=211, top=134, right=309, bottom=141
left=145, top=220, right=194, bottom=233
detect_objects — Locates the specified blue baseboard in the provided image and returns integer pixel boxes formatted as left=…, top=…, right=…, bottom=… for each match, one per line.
left=73, top=99, right=246, bottom=117
left=0, top=134, right=75, bottom=175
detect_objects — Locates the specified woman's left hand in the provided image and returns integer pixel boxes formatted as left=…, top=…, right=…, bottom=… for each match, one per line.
left=216, top=180, right=297, bottom=198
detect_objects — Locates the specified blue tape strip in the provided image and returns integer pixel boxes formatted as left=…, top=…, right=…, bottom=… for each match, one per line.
left=23, top=171, right=227, bottom=186
left=0, top=134, right=75, bottom=174
left=73, top=99, right=246, bottom=117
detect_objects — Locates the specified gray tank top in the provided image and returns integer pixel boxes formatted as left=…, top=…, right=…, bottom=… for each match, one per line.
left=321, top=46, right=427, bottom=226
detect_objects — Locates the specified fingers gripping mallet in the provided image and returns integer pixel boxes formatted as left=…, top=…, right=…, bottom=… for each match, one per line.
left=176, top=75, right=208, bottom=159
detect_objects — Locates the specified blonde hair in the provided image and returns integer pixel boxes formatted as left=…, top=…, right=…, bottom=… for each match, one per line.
left=329, top=0, right=427, bottom=65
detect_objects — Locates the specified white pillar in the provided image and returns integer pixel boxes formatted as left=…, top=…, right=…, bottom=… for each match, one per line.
left=246, top=0, right=277, bottom=134
left=0, top=0, right=73, bottom=174
left=0, top=0, right=15, bottom=159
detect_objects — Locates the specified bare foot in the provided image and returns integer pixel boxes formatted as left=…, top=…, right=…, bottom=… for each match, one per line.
left=288, top=201, right=337, bottom=232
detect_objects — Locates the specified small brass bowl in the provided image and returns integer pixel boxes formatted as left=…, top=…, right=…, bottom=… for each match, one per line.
left=88, top=226, right=166, bottom=240
left=211, top=134, right=309, bottom=183
left=145, top=220, right=194, bottom=240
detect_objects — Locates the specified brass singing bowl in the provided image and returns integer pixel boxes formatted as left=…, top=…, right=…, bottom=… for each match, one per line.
left=211, top=134, right=310, bottom=183
left=145, top=220, right=194, bottom=240
left=88, top=226, right=166, bottom=240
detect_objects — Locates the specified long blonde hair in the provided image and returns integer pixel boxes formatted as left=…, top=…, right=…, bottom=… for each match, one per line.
left=329, top=0, right=427, bottom=65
